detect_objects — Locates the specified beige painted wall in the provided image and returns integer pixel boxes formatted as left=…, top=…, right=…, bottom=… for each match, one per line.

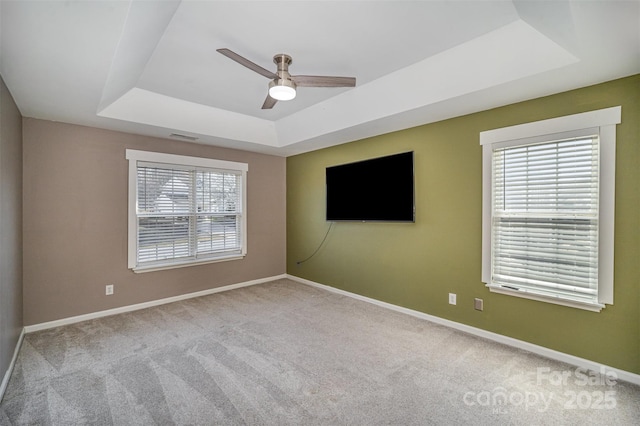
left=0, top=75, right=23, bottom=382
left=23, top=119, right=286, bottom=325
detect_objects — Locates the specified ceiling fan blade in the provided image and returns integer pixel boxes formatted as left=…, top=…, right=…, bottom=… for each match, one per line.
left=291, top=75, right=356, bottom=87
left=261, top=94, right=277, bottom=109
left=217, top=48, right=278, bottom=80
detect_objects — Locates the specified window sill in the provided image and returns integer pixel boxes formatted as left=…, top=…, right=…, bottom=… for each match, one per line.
left=486, top=284, right=606, bottom=312
left=131, top=254, right=245, bottom=273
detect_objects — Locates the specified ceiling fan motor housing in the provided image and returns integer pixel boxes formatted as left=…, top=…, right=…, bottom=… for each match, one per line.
left=273, top=54, right=295, bottom=83
left=269, top=54, right=297, bottom=100
left=274, top=54, right=293, bottom=71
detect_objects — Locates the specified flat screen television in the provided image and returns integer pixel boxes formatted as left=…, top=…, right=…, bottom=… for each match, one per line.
left=326, top=151, right=415, bottom=222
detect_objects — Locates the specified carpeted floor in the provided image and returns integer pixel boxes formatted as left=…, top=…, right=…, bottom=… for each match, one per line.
left=1, top=278, right=638, bottom=425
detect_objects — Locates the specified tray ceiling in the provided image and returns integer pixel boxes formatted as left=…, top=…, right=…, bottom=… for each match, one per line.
left=1, top=1, right=638, bottom=156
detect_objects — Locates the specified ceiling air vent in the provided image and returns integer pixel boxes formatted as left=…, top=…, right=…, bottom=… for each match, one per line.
left=169, top=133, right=199, bottom=141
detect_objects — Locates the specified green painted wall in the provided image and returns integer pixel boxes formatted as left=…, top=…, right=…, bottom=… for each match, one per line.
left=286, top=75, right=639, bottom=374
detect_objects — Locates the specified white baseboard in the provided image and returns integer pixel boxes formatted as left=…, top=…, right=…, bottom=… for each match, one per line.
left=287, top=274, right=640, bottom=386
left=20, top=272, right=640, bottom=386
left=25, top=274, right=287, bottom=333
left=0, top=328, right=25, bottom=403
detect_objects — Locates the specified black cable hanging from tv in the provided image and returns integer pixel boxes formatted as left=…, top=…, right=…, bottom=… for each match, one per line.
left=296, top=222, right=334, bottom=265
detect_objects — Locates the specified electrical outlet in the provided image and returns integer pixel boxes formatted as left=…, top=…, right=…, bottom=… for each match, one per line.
left=474, top=298, right=484, bottom=311
left=448, top=293, right=456, bottom=305
left=106, top=285, right=114, bottom=295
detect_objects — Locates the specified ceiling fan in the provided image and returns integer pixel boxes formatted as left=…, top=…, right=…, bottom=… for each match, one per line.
left=217, top=48, right=356, bottom=109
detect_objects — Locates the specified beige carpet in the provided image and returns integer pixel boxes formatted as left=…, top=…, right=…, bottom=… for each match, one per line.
left=1, top=278, right=638, bottom=425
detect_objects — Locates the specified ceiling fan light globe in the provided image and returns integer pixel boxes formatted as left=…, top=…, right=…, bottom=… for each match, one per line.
left=269, top=80, right=296, bottom=101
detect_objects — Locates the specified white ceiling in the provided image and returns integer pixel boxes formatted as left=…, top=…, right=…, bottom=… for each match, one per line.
left=1, top=1, right=638, bottom=156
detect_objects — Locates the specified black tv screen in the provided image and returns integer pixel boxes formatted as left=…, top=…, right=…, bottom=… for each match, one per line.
left=326, top=151, right=415, bottom=222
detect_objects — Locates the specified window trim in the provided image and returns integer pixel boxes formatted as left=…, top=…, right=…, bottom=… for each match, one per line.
left=480, top=106, right=621, bottom=312
left=126, top=149, right=248, bottom=273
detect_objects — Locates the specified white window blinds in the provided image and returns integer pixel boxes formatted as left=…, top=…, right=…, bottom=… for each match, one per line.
left=481, top=106, right=620, bottom=311
left=491, top=136, right=599, bottom=304
left=126, top=149, right=248, bottom=272
left=136, top=162, right=243, bottom=267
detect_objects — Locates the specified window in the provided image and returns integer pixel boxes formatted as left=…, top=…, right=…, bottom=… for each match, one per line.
left=126, top=150, right=248, bottom=272
left=480, top=107, right=620, bottom=311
